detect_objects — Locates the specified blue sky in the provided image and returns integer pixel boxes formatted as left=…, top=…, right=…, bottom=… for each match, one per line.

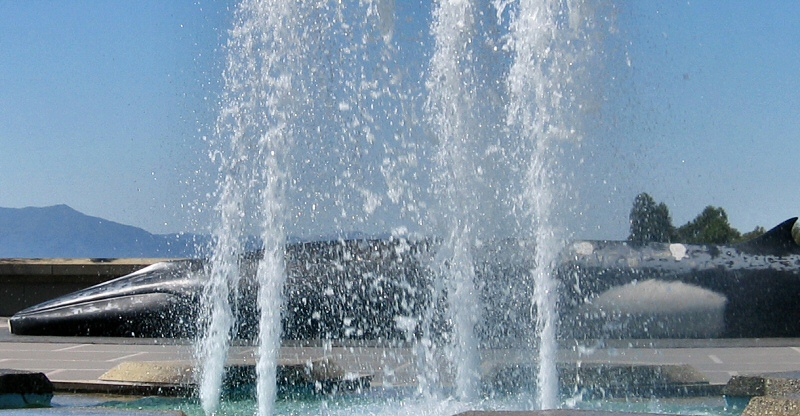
left=1, top=1, right=226, bottom=234
left=619, top=2, right=800, bottom=237
left=1, top=1, right=798, bottom=240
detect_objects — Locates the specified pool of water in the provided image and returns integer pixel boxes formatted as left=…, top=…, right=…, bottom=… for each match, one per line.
left=49, top=392, right=748, bottom=416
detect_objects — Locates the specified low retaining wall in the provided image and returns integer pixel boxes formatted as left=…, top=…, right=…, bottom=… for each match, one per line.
left=0, top=259, right=170, bottom=316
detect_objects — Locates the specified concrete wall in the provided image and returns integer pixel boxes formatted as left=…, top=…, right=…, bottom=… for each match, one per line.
left=0, top=259, right=168, bottom=316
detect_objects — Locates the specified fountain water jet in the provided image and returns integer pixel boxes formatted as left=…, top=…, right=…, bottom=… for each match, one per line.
left=197, top=0, right=608, bottom=414
left=500, top=0, right=601, bottom=408
left=198, top=0, right=302, bottom=414
left=427, top=0, right=482, bottom=401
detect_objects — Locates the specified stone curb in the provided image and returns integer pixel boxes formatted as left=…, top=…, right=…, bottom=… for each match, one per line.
left=94, top=357, right=372, bottom=396
left=483, top=362, right=719, bottom=399
left=742, top=396, right=800, bottom=416
left=724, top=372, right=800, bottom=398
left=723, top=372, right=800, bottom=416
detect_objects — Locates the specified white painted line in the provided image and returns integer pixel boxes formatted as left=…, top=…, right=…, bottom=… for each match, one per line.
left=107, top=352, right=146, bottom=362
left=791, top=347, right=800, bottom=355
left=390, top=362, right=413, bottom=372
left=52, top=344, right=88, bottom=352
left=46, top=369, right=65, bottom=377
left=708, top=354, right=723, bottom=364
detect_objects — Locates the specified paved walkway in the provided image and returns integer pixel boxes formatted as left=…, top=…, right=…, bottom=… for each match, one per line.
left=3, top=318, right=800, bottom=393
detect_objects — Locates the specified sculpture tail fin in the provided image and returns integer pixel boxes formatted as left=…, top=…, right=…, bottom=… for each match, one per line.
left=736, top=217, right=799, bottom=255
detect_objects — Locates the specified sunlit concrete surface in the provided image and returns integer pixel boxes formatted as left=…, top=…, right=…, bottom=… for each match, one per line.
left=4, top=317, right=800, bottom=394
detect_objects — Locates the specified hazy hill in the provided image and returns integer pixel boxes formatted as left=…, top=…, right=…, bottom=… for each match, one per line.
left=0, top=205, right=206, bottom=258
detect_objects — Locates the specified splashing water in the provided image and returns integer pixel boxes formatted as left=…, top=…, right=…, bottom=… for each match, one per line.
left=501, top=0, right=599, bottom=408
left=425, top=0, right=601, bottom=408
left=427, top=0, right=482, bottom=401
left=198, top=0, right=301, bottom=414
left=197, top=0, right=607, bottom=414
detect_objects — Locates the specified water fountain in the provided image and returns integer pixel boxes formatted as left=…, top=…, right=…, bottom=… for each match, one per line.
left=197, top=1, right=301, bottom=414
left=427, top=0, right=482, bottom=402
left=7, top=1, right=800, bottom=415
left=191, top=0, right=608, bottom=414
left=196, top=0, right=606, bottom=414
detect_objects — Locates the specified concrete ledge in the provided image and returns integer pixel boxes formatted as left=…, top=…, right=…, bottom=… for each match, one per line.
left=484, top=362, right=717, bottom=398
left=723, top=371, right=800, bottom=397
left=0, top=258, right=173, bottom=315
left=100, top=361, right=196, bottom=385
left=743, top=396, right=800, bottom=416
left=722, top=372, right=800, bottom=416
left=52, top=381, right=193, bottom=397
left=97, top=357, right=372, bottom=396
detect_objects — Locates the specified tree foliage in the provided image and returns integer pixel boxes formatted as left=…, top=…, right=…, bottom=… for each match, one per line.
left=628, top=193, right=763, bottom=245
left=628, top=193, right=674, bottom=243
left=740, top=226, right=766, bottom=242
left=674, top=206, right=741, bottom=244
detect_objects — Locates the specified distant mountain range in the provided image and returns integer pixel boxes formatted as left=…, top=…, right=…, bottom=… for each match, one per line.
left=0, top=205, right=395, bottom=259
left=0, top=205, right=208, bottom=258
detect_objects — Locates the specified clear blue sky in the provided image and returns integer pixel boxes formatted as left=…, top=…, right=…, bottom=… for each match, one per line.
left=619, top=2, right=800, bottom=237
left=1, top=1, right=798, bottom=240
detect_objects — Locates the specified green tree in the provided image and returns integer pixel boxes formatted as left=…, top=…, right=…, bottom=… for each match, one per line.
left=675, top=206, right=741, bottom=244
left=738, top=226, right=766, bottom=243
left=628, top=193, right=674, bottom=243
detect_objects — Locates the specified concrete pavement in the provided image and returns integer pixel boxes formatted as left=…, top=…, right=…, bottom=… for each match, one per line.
left=4, top=317, right=800, bottom=396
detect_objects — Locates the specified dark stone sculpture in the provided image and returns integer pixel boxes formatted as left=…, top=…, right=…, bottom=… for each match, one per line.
left=10, top=239, right=435, bottom=341
left=559, top=218, right=800, bottom=338
left=10, top=218, right=800, bottom=341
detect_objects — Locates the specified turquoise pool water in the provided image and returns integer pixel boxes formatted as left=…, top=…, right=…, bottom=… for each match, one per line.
left=51, top=392, right=748, bottom=416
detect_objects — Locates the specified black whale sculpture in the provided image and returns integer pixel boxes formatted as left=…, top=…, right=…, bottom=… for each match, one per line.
left=10, top=239, right=436, bottom=340
left=9, top=218, right=800, bottom=340
left=558, top=217, right=800, bottom=338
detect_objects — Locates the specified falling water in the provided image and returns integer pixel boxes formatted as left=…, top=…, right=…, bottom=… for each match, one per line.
left=198, top=0, right=301, bottom=415
left=427, top=0, right=482, bottom=401
left=426, top=0, right=600, bottom=407
left=198, top=0, right=606, bottom=413
left=501, top=0, right=598, bottom=409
